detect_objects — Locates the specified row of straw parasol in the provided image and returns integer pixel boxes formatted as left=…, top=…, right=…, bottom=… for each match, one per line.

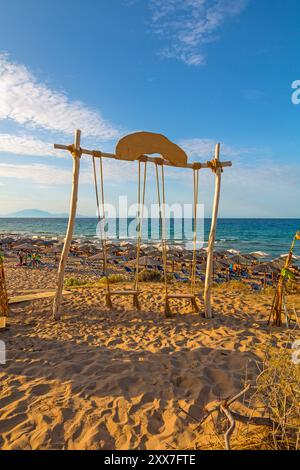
left=1, top=236, right=299, bottom=277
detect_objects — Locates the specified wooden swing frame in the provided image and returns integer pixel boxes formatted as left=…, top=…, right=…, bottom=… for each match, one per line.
left=52, top=130, right=232, bottom=320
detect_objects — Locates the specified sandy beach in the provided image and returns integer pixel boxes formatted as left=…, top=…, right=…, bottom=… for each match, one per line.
left=1, top=252, right=299, bottom=450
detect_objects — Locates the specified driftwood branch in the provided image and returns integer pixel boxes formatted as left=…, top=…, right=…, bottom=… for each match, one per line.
left=220, top=405, right=236, bottom=450
left=179, top=381, right=299, bottom=450
left=178, top=384, right=257, bottom=450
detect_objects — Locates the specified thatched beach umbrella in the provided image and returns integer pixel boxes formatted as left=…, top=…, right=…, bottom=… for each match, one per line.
left=279, top=253, right=300, bottom=261
left=215, top=249, right=230, bottom=258
left=46, top=246, right=63, bottom=254
left=1, top=237, right=15, bottom=245
left=228, top=254, right=254, bottom=265
left=14, top=238, right=35, bottom=246
left=198, top=259, right=229, bottom=272
left=270, top=257, right=288, bottom=270
left=34, top=240, right=54, bottom=247
left=14, top=243, right=36, bottom=251
left=251, top=261, right=284, bottom=288
left=127, top=256, right=162, bottom=268
left=251, top=262, right=278, bottom=274
left=226, top=249, right=241, bottom=255
left=250, top=251, right=270, bottom=259
left=88, top=252, right=115, bottom=261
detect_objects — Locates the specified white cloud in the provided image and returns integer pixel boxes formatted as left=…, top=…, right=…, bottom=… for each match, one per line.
left=171, top=160, right=300, bottom=217
left=0, top=162, right=76, bottom=185
left=0, top=133, right=59, bottom=158
left=0, top=53, right=120, bottom=139
left=219, top=162, right=300, bottom=217
left=179, top=137, right=253, bottom=159
left=149, top=0, right=248, bottom=65
left=0, top=158, right=137, bottom=187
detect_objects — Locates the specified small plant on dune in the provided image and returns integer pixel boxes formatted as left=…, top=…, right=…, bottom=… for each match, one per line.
left=247, top=344, right=300, bottom=450
left=64, top=277, right=89, bottom=287
left=98, top=274, right=126, bottom=284
left=214, top=280, right=251, bottom=293
left=138, top=269, right=163, bottom=282
left=178, top=339, right=300, bottom=450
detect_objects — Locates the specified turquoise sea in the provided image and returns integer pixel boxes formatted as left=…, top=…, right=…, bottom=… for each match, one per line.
left=0, top=218, right=299, bottom=260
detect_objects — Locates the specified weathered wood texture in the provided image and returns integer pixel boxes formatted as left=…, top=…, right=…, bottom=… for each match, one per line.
left=204, top=143, right=222, bottom=318
left=52, top=130, right=81, bottom=320
left=0, top=256, right=9, bottom=318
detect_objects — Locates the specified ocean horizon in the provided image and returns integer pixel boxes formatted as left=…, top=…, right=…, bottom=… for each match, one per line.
left=1, top=217, right=299, bottom=260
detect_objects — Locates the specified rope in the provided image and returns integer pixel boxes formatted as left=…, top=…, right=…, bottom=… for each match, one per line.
left=67, top=144, right=82, bottom=159
left=155, top=162, right=168, bottom=295
left=207, top=158, right=222, bottom=174
left=92, top=156, right=110, bottom=294
left=191, top=169, right=199, bottom=294
left=134, top=159, right=148, bottom=290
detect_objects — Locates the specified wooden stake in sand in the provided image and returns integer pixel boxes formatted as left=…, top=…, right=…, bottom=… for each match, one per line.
left=52, top=130, right=81, bottom=320
left=204, top=143, right=222, bottom=319
left=0, top=254, right=9, bottom=328
left=269, top=231, right=300, bottom=327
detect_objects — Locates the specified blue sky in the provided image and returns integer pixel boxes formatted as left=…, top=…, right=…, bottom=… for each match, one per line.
left=0, top=0, right=299, bottom=217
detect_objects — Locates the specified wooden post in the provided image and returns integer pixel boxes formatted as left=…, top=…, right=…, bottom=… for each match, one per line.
left=52, top=130, right=81, bottom=320
left=204, top=143, right=222, bottom=319
left=269, top=233, right=298, bottom=326
left=0, top=255, right=9, bottom=329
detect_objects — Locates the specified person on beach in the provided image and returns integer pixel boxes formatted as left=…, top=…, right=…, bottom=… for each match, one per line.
left=18, top=250, right=23, bottom=266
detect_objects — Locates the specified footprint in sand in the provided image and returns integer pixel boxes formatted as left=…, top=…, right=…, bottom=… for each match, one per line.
left=30, top=384, right=51, bottom=396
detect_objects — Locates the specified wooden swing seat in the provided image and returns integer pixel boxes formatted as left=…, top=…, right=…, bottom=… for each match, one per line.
left=165, top=292, right=200, bottom=316
left=108, top=290, right=138, bottom=296
left=105, top=289, right=140, bottom=310
left=167, top=293, right=198, bottom=299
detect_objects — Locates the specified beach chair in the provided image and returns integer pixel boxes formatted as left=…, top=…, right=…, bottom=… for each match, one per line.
left=174, top=272, right=189, bottom=283
left=251, top=283, right=262, bottom=291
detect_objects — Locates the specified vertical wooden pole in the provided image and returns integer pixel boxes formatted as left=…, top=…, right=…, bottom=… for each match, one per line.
left=204, top=143, right=222, bottom=319
left=269, top=233, right=297, bottom=326
left=52, top=130, right=81, bottom=320
left=0, top=255, right=9, bottom=328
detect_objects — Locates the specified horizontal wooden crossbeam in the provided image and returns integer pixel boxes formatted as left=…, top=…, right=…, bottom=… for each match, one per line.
left=54, top=144, right=232, bottom=171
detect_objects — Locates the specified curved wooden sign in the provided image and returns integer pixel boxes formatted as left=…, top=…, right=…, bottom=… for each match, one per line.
left=116, top=131, right=188, bottom=166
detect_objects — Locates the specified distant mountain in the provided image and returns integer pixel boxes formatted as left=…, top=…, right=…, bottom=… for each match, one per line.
left=4, top=209, right=88, bottom=218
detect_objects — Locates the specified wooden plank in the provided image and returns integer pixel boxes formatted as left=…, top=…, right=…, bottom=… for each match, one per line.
left=9, top=291, right=72, bottom=305
left=167, top=293, right=197, bottom=299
